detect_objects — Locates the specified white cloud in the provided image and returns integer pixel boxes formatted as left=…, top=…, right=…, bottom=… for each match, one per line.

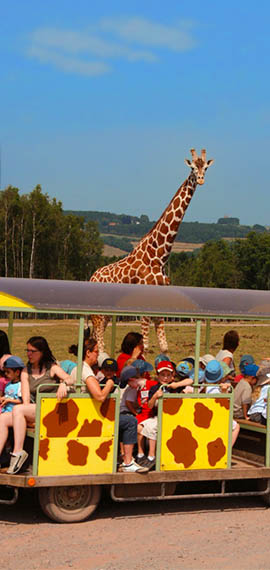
left=27, top=17, right=196, bottom=76
left=101, top=17, right=196, bottom=51
left=30, top=27, right=157, bottom=62
left=27, top=45, right=111, bottom=76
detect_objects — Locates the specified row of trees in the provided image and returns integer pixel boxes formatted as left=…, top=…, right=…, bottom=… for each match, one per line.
left=168, top=232, right=270, bottom=290
left=66, top=209, right=267, bottom=244
left=0, top=186, right=103, bottom=280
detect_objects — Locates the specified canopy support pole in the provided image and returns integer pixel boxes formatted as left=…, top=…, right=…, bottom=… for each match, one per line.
left=193, top=320, right=201, bottom=392
left=111, top=315, right=117, bottom=358
left=76, top=317, right=84, bottom=392
left=205, top=319, right=211, bottom=353
left=8, top=312, right=14, bottom=351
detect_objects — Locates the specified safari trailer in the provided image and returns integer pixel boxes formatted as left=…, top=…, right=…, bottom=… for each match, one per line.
left=0, top=277, right=270, bottom=522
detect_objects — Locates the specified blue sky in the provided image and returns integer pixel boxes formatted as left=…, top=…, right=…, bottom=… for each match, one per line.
left=1, top=0, right=270, bottom=225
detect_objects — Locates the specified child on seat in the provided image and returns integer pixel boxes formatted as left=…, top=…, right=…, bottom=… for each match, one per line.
left=233, top=364, right=259, bottom=419
left=1, top=356, right=24, bottom=413
left=247, top=373, right=270, bottom=425
left=203, top=359, right=240, bottom=446
left=137, top=360, right=193, bottom=470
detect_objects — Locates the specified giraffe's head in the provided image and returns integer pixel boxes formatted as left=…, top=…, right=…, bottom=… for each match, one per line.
left=184, top=148, right=214, bottom=185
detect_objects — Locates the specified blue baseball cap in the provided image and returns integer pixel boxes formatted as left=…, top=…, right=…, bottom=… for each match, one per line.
left=204, top=360, right=223, bottom=383
left=132, top=359, right=153, bottom=373
left=4, top=356, right=25, bottom=369
left=120, top=365, right=139, bottom=388
left=243, top=364, right=259, bottom=377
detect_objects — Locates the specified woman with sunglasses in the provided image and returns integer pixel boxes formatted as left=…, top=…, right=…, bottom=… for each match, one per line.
left=0, top=336, right=73, bottom=474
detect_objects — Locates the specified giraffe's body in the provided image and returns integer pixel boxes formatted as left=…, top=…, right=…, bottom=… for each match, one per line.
left=90, top=149, right=214, bottom=352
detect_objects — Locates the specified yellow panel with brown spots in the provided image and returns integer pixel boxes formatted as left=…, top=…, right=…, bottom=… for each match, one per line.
left=160, top=396, right=230, bottom=471
left=37, top=397, right=116, bottom=476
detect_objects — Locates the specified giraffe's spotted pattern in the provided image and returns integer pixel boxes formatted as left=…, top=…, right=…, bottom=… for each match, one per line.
left=90, top=149, right=213, bottom=352
left=160, top=395, right=229, bottom=471
left=37, top=396, right=117, bottom=476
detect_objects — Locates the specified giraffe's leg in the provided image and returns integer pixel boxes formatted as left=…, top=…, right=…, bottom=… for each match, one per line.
left=90, top=315, right=106, bottom=352
left=154, top=317, right=168, bottom=354
left=141, top=316, right=150, bottom=353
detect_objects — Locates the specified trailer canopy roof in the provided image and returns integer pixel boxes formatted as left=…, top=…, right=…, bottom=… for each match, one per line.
left=1, top=277, right=270, bottom=320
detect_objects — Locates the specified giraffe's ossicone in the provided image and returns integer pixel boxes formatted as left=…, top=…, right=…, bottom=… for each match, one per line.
left=90, top=149, right=214, bottom=353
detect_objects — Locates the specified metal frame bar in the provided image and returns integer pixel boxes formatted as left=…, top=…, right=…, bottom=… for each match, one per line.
left=110, top=478, right=270, bottom=503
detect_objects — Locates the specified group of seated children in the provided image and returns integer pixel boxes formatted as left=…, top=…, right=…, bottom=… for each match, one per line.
left=1, top=326, right=270, bottom=475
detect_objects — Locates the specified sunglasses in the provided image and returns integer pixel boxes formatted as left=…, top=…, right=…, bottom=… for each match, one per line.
left=25, top=349, right=39, bottom=354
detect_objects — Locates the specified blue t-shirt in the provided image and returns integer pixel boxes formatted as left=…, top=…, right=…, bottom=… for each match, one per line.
left=2, top=381, right=22, bottom=413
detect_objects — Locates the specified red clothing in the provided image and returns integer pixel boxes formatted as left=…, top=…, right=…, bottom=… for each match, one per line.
left=234, top=373, right=243, bottom=383
left=117, top=353, right=147, bottom=375
left=136, top=378, right=158, bottom=424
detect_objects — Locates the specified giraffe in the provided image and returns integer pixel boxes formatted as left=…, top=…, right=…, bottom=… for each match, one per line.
left=90, top=148, right=214, bottom=352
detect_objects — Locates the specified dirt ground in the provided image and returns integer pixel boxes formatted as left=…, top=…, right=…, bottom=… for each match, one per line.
left=1, top=490, right=270, bottom=570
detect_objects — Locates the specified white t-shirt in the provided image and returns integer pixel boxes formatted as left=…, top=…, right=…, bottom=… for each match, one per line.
left=70, top=361, right=95, bottom=393
left=120, top=386, right=137, bottom=413
left=216, top=349, right=234, bottom=371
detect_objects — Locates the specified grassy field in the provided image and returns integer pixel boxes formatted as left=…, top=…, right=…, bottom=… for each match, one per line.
left=1, top=318, right=270, bottom=370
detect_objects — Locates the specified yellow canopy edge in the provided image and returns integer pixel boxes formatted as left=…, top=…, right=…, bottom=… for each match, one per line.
left=0, top=292, right=34, bottom=309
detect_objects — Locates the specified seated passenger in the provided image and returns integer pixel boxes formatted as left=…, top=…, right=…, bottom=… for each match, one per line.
left=69, top=339, right=114, bottom=399
left=234, top=354, right=255, bottom=383
left=137, top=361, right=193, bottom=469
left=0, top=330, right=12, bottom=403
left=99, top=358, right=118, bottom=386
left=199, top=354, right=215, bottom=370
left=203, top=360, right=240, bottom=446
left=216, top=329, right=240, bottom=373
left=247, top=373, right=270, bottom=424
left=118, top=366, right=149, bottom=473
left=1, top=356, right=24, bottom=413
left=0, top=336, right=73, bottom=474
left=233, top=364, right=259, bottom=420
left=117, top=332, right=146, bottom=375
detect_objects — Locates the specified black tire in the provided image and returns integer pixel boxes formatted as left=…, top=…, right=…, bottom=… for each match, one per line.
left=38, top=485, right=101, bottom=523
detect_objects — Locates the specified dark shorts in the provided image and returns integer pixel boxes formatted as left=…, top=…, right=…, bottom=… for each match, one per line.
left=248, top=413, right=266, bottom=425
left=119, top=413, right=138, bottom=445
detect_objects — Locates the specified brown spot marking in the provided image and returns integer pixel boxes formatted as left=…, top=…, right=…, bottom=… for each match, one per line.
left=160, top=223, right=168, bottom=234
left=67, top=440, right=89, bottom=466
left=194, top=402, right=213, bottom=429
left=207, top=437, right=226, bottom=466
left=39, top=438, right=50, bottom=460
left=43, top=399, right=79, bottom=437
left=174, top=197, right=180, bottom=209
left=100, top=399, right=115, bottom=421
left=167, top=426, right=198, bottom=467
left=163, top=398, right=183, bottom=415
left=96, top=439, right=113, bottom=461
left=166, top=211, right=173, bottom=223
left=171, top=220, right=179, bottom=232
left=77, top=419, right=102, bottom=437
left=215, top=398, right=230, bottom=410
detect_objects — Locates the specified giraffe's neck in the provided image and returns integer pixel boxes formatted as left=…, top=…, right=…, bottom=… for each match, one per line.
left=133, top=173, right=197, bottom=266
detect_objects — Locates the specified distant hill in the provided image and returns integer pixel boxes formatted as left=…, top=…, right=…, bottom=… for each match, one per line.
left=64, top=210, right=268, bottom=253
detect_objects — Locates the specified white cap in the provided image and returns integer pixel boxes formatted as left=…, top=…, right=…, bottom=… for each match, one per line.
left=199, top=354, right=215, bottom=367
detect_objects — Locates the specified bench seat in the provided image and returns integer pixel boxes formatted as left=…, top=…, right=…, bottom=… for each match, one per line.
left=238, top=419, right=266, bottom=433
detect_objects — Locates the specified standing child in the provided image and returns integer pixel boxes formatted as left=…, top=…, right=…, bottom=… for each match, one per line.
left=1, top=356, right=24, bottom=413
